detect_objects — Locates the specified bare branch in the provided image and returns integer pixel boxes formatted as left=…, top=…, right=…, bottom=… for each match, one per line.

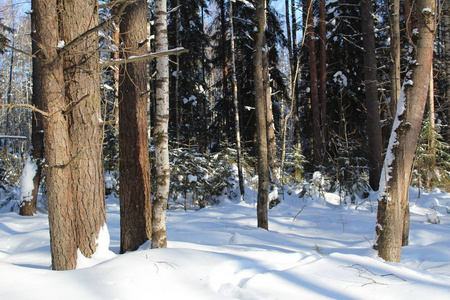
left=99, top=47, right=188, bottom=68
left=0, top=103, right=49, bottom=117
left=4, top=44, right=36, bottom=58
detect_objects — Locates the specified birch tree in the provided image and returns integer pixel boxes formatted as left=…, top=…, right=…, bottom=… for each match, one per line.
left=152, top=0, right=170, bottom=248
left=375, top=0, right=436, bottom=262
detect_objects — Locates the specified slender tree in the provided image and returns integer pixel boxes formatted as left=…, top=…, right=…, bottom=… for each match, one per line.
left=254, top=0, right=269, bottom=230
left=389, top=0, right=401, bottom=117
left=119, top=0, right=152, bottom=253
left=375, top=0, right=436, bottom=262
left=152, top=0, right=170, bottom=248
left=361, top=0, right=382, bottom=191
left=20, top=2, right=42, bottom=216
left=318, top=0, right=327, bottom=146
left=443, top=0, right=450, bottom=143
left=229, top=0, right=245, bottom=199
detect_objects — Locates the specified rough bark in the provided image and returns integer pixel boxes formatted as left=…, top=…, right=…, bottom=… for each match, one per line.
left=306, top=0, right=322, bottom=165
left=254, top=0, right=269, bottom=230
left=361, top=0, right=382, bottom=191
left=119, top=0, right=152, bottom=253
left=59, top=0, right=106, bottom=259
left=33, top=0, right=76, bottom=270
left=152, top=0, right=170, bottom=248
left=375, top=0, right=435, bottom=262
left=229, top=0, right=245, bottom=199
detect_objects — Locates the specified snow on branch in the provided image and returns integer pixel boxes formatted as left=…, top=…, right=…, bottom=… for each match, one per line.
left=100, top=47, right=188, bottom=68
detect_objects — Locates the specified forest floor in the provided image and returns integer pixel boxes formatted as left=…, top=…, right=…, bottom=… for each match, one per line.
left=1, top=185, right=450, bottom=299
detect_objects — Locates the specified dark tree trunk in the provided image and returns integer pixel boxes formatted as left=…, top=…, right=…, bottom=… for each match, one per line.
left=306, top=0, right=322, bottom=165
left=444, top=0, right=450, bottom=143
left=34, top=0, right=76, bottom=270
left=318, top=0, right=327, bottom=147
left=254, top=0, right=269, bottom=230
left=375, top=0, right=435, bottom=262
left=361, top=0, right=382, bottom=191
left=119, top=0, right=152, bottom=253
left=20, top=5, right=43, bottom=216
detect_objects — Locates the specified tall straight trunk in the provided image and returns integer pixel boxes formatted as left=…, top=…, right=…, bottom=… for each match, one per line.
left=34, top=0, right=76, bottom=270
left=318, top=0, right=327, bottom=146
left=444, top=0, right=450, bottom=143
left=229, top=0, right=245, bottom=199
left=152, top=0, right=170, bottom=249
left=306, top=0, right=322, bottom=165
left=175, top=0, right=181, bottom=143
left=59, top=0, right=106, bottom=259
left=361, top=0, right=382, bottom=191
left=375, top=0, right=435, bottom=262
left=254, top=0, right=269, bottom=230
left=119, top=0, right=152, bottom=253
left=425, top=67, right=436, bottom=190
left=220, top=0, right=230, bottom=140
left=389, top=0, right=401, bottom=117
left=20, top=6, right=43, bottom=216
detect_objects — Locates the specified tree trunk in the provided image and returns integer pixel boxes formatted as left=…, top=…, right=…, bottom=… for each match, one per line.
left=444, top=0, right=450, bottom=143
left=306, top=0, right=322, bottom=165
left=152, top=0, right=170, bottom=248
left=254, top=0, right=269, bottom=230
left=34, top=0, right=77, bottom=270
left=318, top=0, right=327, bottom=148
left=20, top=5, right=43, bottom=216
left=375, top=0, right=435, bottom=262
left=389, top=0, right=401, bottom=118
left=59, top=0, right=107, bottom=260
left=119, top=0, right=152, bottom=253
left=361, top=0, right=382, bottom=191
left=229, top=0, right=245, bottom=199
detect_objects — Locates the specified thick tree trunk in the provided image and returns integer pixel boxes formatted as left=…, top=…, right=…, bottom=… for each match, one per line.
left=59, top=0, right=106, bottom=259
left=119, top=0, right=152, bottom=253
left=152, top=0, right=170, bottom=248
left=254, top=0, right=269, bottom=230
left=34, top=0, right=76, bottom=270
left=361, top=0, right=382, bottom=191
left=20, top=5, right=42, bottom=216
left=229, top=0, right=245, bottom=199
left=375, top=0, right=435, bottom=262
left=306, top=0, right=322, bottom=165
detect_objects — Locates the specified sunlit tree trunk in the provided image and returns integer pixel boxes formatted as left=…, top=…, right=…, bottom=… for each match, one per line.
left=119, top=0, right=152, bottom=253
left=152, top=0, right=170, bottom=248
left=444, top=0, right=450, bottom=143
left=361, top=0, right=382, bottom=191
left=34, top=0, right=76, bottom=270
left=59, top=0, right=107, bottom=260
left=254, top=0, right=269, bottom=230
left=375, top=0, right=435, bottom=262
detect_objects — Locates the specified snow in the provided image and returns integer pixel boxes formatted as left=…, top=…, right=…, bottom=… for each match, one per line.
left=1, top=188, right=450, bottom=299
left=19, top=157, right=37, bottom=205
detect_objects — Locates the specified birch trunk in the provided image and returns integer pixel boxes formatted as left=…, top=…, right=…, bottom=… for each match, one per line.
left=152, top=0, right=170, bottom=248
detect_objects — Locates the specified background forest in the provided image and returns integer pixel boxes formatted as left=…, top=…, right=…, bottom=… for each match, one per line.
left=0, top=0, right=449, bottom=269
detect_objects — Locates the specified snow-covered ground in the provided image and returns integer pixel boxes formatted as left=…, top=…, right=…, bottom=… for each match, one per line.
left=1, top=187, right=450, bottom=299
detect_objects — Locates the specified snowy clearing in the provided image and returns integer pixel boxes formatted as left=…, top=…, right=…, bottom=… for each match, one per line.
left=1, top=187, right=450, bottom=299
